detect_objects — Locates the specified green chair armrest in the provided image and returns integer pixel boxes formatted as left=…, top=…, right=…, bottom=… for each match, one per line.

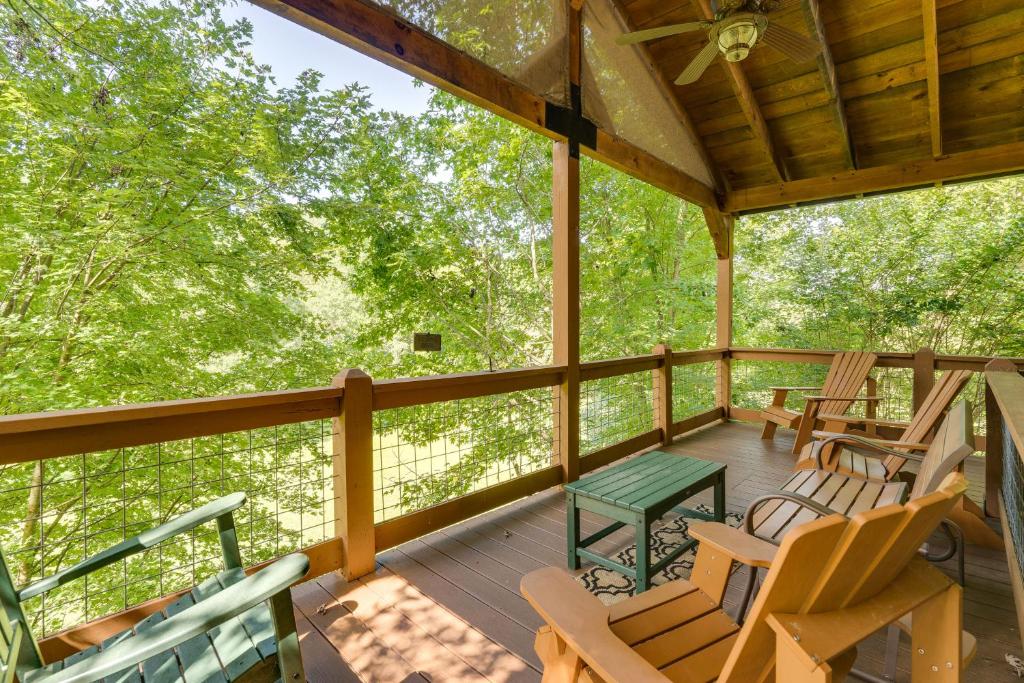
left=19, top=493, right=246, bottom=601
left=36, top=553, right=309, bottom=683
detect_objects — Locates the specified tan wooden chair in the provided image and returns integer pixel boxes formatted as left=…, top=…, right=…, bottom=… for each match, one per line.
left=521, top=474, right=971, bottom=683
left=798, top=369, right=972, bottom=481
left=795, top=397, right=1004, bottom=554
left=747, top=400, right=977, bottom=590
left=759, top=351, right=878, bottom=456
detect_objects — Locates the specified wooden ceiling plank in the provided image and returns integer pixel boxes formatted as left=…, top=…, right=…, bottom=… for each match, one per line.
left=608, top=0, right=728, bottom=192
left=923, top=0, right=943, bottom=157
left=693, top=0, right=789, bottom=182
left=724, top=140, right=1024, bottom=212
left=803, top=0, right=856, bottom=169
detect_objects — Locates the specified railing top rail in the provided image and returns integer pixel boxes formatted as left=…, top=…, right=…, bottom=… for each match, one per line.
left=0, top=387, right=343, bottom=436
left=580, top=354, right=661, bottom=382
left=372, top=365, right=565, bottom=409
left=986, top=367, right=1024, bottom=456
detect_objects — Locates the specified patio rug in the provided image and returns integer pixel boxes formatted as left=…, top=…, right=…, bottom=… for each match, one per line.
left=575, top=504, right=744, bottom=605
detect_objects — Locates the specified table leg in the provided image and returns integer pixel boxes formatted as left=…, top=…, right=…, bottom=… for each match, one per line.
left=714, top=471, right=726, bottom=523
left=635, top=512, right=651, bottom=593
left=567, top=492, right=581, bottom=570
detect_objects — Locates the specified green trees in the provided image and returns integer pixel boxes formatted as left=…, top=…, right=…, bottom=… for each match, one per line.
left=735, top=179, right=1024, bottom=357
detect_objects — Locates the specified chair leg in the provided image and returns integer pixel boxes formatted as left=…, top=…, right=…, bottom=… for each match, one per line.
left=535, top=626, right=584, bottom=683
left=761, top=420, right=778, bottom=440
left=911, top=585, right=962, bottom=683
left=269, top=588, right=306, bottom=682
left=792, top=403, right=818, bottom=455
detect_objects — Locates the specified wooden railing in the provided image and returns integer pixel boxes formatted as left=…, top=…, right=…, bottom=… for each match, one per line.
left=4, top=344, right=1021, bottom=657
left=984, top=361, right=1024, bottom=648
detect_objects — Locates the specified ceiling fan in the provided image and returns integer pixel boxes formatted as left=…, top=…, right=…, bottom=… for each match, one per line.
left=616, top=0, right=821, bottom=85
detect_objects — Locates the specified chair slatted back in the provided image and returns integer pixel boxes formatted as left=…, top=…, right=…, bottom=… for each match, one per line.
left=818, top=352, right=878, bottom=417
left=882, top=370, right=972, bottom=477
left=718, top=473, right=966, bottom=683
left=908, top=400, right=974, bottom=500
left=0, top=548, right=42, bottom=678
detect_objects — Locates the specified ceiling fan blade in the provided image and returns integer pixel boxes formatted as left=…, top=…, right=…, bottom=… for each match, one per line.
left=762, top=22, right=821, bottom=63
left=616, top=22, right=707, bottom=45
left=675, top=40, right=719, bottom=85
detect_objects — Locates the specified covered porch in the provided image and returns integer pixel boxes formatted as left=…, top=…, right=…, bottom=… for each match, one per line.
left=289, top=422, right=1010, bottom=683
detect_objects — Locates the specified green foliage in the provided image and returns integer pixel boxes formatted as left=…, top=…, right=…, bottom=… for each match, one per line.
left=735, top=180, right=1024, bottom=356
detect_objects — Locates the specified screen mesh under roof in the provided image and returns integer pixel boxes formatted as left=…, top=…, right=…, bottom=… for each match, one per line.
left=374, top=0, right=570, bottom=106
left=582, top=0, right=713, bottom=188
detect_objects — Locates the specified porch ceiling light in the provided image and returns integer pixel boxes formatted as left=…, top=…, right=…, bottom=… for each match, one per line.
left=717, top=17, right=760, bottom=63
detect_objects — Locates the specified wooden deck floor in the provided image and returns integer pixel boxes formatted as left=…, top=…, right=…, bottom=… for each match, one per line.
left=290, top=421, right=1020, bottom=682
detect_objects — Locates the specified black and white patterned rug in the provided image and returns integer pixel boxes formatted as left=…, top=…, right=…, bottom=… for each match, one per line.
left=575, top=505, right=744, bottom=605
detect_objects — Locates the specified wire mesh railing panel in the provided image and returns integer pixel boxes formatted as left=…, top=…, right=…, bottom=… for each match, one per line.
left=731, top=361, right=830, bottom=413
left=1002, top=421, right=1023, bottom=583
left=580, top=371, right=655, bottom=456
left=0, top=420, right=332, bottom=637
left=960, top=372, right=988, bottom=437
left=372, top=388, right=557, bottom=522
left=672, top=362, right=717, bottom=419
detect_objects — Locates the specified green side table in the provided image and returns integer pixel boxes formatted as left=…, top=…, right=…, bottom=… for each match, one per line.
left=565, top=451, right=726, bottom=593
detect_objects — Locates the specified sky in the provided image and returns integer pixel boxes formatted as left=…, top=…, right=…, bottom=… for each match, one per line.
left=220, top=1, right=434, bottom=116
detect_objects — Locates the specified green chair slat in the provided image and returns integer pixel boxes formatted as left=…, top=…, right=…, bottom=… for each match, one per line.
left=1, top=623, right=24, bottom=683
left=101, top=626, right=142, bottom=683
left=136, top=611, right=183, bottom=683
left=218, top=571, right=275, bottom=660
left=165, top=591, right=226, bottom=683
left=191, top=575, right=262, bottom=681
left=626, top=460, right=723, bottom=511
left=62, top=644, right=99, bottom=667
left=606, top=458, right=710, bottom=509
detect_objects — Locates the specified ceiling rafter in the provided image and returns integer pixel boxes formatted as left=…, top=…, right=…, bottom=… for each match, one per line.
left=693, top=0, right=789, bottom=182
left=607, top=0, right=728, bottom=193
left=922, top=0, right=942, bottom=157
left=802, top=0, right=855, bottom=169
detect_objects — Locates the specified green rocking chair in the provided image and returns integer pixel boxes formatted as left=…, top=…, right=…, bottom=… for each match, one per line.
left=0, top=492, right=309, bottom=683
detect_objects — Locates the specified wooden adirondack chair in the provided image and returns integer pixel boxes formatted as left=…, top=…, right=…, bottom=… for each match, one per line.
left=759, top=351, right=879, bottom=456
left=0, top=493, right=308, bottom=683
left=521, top=474, right=971, bottom=683
left=798, top=397, right=1004, bottom=554
left=746, top=400, right=979, bottom=599
left=798, top=369, right=972, bottom=481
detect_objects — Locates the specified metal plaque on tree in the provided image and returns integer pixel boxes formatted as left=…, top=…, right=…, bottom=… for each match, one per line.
left=413, top=333, right=442, bottom=352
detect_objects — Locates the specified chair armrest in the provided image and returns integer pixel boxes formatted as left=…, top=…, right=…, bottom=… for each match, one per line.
left=802, top=395, right=880, bottom=402
left=38, top=553, right=310, bottom=683
left=743, top=492, right=836, bottom=538
left=810, top=431, right=929, bottom=452
left=688, top=522, right=778, bottom=568
left=20, top=493, right=246, bottom=601
left=520, top=567, right=667, bottom=683
left=806, top=433, right=923, bottom=469
left=817, top=414, right=911, bottom=430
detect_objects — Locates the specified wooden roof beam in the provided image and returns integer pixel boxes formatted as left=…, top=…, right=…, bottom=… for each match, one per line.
left=923, top=0, right=942, bottom=157
left=803, top=0, right=855, bottom=169
left=608, top=0, right=728, bottom=193
left=694, top=0, right=789, bottom=182
left=249, top=0, right=717, bottom=209
left=724, top=141, right=1024, bottom=213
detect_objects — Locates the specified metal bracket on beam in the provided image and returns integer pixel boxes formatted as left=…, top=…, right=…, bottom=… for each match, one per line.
left=545, top=101, right=597, bottom=157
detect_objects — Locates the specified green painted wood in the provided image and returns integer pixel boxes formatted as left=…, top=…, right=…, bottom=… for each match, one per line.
left=100, top=627, right=142, bottom=683
left=566, top=452, right=727, bottom=593
left=217, top=571, right=275, bottom=660
left=190, top=575, right=262, bottom=682
left=19, top=493, right=247, bottom=602
left=31, top=555, right=308, bottom=683
left=163, top=592, right=225, bottom=683
left=135, top=612, right=181, bottom=683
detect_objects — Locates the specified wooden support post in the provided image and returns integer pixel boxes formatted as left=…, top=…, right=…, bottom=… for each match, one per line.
left=716, top=253, right=734, bottom=417
left=653, top=344, right=673, bottom=446
left=552, top=142, right=581, bottom=483
left=552, top=0, right=582, bottom=484
left=912, top=347, right=936, bottom=413
left=332, top=369, right=375, bottom=580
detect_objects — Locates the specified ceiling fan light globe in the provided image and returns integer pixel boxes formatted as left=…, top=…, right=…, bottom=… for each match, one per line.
left=717, top=18, right=759, bottom=62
